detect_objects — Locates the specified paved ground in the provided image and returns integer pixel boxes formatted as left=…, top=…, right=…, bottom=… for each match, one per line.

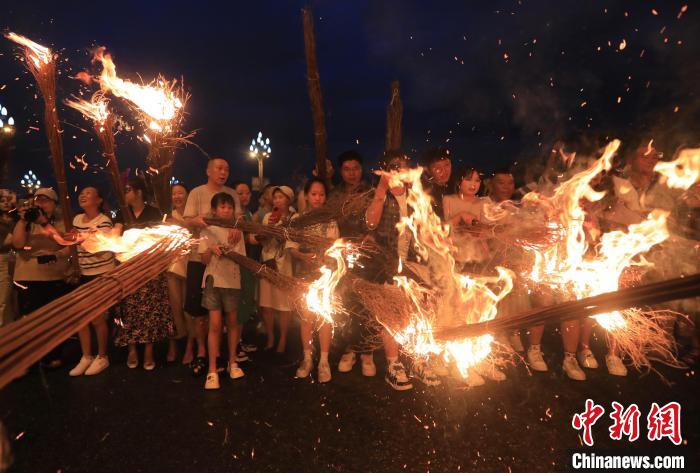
left=1, top=326, right=698, bottom=473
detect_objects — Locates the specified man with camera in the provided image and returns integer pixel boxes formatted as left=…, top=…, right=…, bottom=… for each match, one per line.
left=11, top=188, right=73, bottom=368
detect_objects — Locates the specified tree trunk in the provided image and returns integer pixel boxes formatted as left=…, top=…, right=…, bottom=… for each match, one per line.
left=302, top=7, right=329, bottom=187
left=385, top=80, right=403, bottom=151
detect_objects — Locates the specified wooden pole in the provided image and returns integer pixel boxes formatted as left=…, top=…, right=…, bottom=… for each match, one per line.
left=96, top=115, right=133, bottom=224
left=146, top=136, right=174, bottom=214
left=39, top=59, right=73, bottom=232
left=385, top=80, right=403, bottom=151
left=302, top=7, right=329, bottom=187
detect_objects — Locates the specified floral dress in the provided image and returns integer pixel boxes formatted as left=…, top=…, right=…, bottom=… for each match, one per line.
left=114, top=205, right=175, bottom=346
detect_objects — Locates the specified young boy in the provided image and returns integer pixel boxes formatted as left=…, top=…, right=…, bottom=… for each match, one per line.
left=201, top=193, right=247, bottom=390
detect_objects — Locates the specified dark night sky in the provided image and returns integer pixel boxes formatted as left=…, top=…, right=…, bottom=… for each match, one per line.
left=1, top=0, right=698, bottom=206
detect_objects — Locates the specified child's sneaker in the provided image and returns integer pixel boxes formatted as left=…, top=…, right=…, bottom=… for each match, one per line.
left=385, top=361, right=413, bottom=391
left=296, top=357, right=313, bottom=378
left=69, top=356, right=94, bottom=377
left=317, top=360, right=332, bottom=383
left=228, top=362, right=245, bottom=380
left=337, top=352, right=356, bottom=372
left=205, top=372, right=220, bottom=390
left=84, top=356, right=109, bottom=376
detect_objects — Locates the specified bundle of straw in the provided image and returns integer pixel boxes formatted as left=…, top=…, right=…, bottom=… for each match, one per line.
left=205, top=217, right=333, bottom=252
left=289, top=191, right=373, bottom=229
left=221, top=248, right=307, bottom=295
left=0, top=231, right=190, bottom=389
left=433, top=273, right=700, bottom=341
left=5, top=33, right=73, bottom=232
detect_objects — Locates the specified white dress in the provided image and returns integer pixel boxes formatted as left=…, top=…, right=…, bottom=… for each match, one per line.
left=258, top=212, right=296, bottom=312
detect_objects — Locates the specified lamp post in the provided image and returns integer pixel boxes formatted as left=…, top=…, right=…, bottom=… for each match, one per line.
left=20, top=170, right=41, bottom=195
left=249, top=131, right=271, bottom=191
left=0, top=104, right=15, bottom=136
left=1, top=104, right=16, bottom=185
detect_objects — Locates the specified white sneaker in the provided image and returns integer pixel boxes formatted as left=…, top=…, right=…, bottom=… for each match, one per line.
left=337, top=352, right=356, bottom=373
left=410, top=359, right=441, bottom=386
left=84, top=356, right=109, bottom=376
left=361, top=354, right=376, bottom=377
left=69, top=356, right=94, bottom=377
left=577, top=348, right=599, bottom=369
left=474, top=361, right=506, bottom=381
left=317, top=360, right=332, bottom=383
left=296, top=357, right=313, bottom=378
left=228, top=362, right=244, bottom=379
left=508, top=333, right=525, bottom=352
left=465, top=368, right=486, bottom=387
left=527, top=346, right=548, bottom=371
left=563, top=354, right=586, bottom=381
left=205, top=372, right=220, bottom=390
left=606, top=354, right=628, bottom=376
left=385, top=361, right=413, bottom=391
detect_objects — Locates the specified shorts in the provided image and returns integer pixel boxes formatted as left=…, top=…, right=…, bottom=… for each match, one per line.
left=202, top=275, right=241, bottom=313
left=184, top=261, right=208, bottom=317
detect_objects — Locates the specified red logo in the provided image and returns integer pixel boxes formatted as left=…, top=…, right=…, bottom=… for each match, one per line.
left=647, top=402, right=682, bottom=445
left=572, top=400, right=683, bottom=446
left=572, top=399, right=606, bottom=446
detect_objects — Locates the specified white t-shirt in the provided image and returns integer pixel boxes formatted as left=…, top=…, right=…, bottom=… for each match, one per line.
left=183, top=184, right=242, bottom=262
left=73, top=213, right=116, bottom=276
left=198, top=225, right=246, bottom=289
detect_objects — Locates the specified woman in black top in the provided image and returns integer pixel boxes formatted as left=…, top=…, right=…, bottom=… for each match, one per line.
left=113, top=178, right=174, bottom=370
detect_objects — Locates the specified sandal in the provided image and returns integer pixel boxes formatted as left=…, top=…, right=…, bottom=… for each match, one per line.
left=190, top=356, right=206, bottom=377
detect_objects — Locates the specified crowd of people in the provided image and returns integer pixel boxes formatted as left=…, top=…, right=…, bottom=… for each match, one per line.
left=0, top=142, right=698, bottom=391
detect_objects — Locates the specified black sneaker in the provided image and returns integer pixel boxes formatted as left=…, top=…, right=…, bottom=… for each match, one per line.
left=385, top=361, right=413, bottom=391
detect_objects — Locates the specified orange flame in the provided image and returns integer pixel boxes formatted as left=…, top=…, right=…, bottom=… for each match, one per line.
left=380, top=167, right=514, bottom=377
left=305, top=240, right=349, bottom=324
left=522, top=140, right=671, bottom=330
left=654, top=148, right=700, bottom=190
left=5, top=32, right=52, bottom=69
left=92, top=48, right=183, bottom=133
left=78, top=225, right=191, bottom=262
left=65, top=92, right=110, bottom=127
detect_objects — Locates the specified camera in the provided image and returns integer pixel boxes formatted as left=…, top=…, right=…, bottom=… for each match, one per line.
left=23, top=206, right=44, bottom=224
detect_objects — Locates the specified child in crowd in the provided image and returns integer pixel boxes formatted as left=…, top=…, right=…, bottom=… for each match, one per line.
left=253, top=186, right=296, bottom=354
left=201, top=192, right=247, bottom=390
left=69, top=186, right=115, bottom=376
left=289, top=178, right=339, bottom=383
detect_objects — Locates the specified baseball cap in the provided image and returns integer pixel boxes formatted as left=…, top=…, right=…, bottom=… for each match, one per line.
left=34, top=187, right=58, bottom=202
left=272, top=185, right=294, bottom=202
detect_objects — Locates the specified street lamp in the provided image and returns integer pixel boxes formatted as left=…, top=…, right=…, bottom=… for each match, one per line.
left=249, top=131, right=271, bottom=191
left=0, top=102, right=15, bottom=137
left=20, top=170, right=41, bottom=194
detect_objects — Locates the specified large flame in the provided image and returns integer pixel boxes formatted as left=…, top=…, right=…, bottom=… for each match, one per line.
left=654, top=148, right=700, bottom=190
left=379, top=168, right=513, bottom=377
left=65, top=92, right=110, bottom=127
left=522, top=140, right=670, bottom=331
left=92, top=48, right=183, bottom=133
left=305, top=240, right=349, bottom=324
left=5, top=32, right=52, bottom=68
left=78, top=225, right=191, bottom=262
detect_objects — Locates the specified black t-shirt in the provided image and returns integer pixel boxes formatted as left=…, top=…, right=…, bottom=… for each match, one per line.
left=115, top=204, right=163, bottom=230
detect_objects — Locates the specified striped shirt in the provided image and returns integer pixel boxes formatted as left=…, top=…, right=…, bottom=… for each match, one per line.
left=73, top=213, right=116, bottom=276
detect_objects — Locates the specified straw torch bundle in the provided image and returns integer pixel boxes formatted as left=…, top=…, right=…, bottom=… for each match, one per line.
left=65, top=92, right=132, bottom=224
left=0, top=225, right=191, bottom=389
left=5, top=33, right=73, bottom=231
left=89, top=48, right=192, bottom=213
